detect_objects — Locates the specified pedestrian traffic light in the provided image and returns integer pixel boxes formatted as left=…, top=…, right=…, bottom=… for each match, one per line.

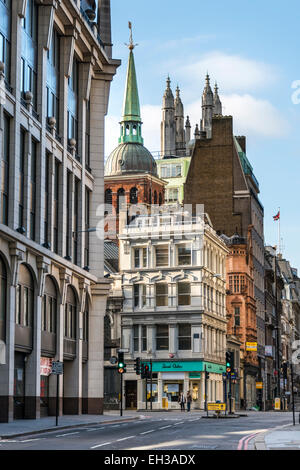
left=118, top=351, right=126, bottom=374
left=205, top=371, right=210, bottom=380
left=134, top=357, right=141, bottom=375
left=226, top=351, right=234, bottom=372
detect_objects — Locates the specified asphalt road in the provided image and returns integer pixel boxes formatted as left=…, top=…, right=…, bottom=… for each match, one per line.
left=0, top=411, right=293, bottom=451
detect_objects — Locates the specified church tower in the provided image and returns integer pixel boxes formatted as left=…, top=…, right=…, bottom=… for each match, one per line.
left=174, top=86, right=186, bottom=156
left=201, top=74, right=213, bottom=138
left=161, top=77, right=176, bottom=157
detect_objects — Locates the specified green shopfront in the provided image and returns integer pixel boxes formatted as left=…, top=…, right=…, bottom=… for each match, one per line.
left=141, top=360, right=226, bottom=410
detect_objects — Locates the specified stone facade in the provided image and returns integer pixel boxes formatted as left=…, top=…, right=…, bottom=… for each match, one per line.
left=118, top=211, right=228, bottom=410
left=0, top=0, right=119, bottom=421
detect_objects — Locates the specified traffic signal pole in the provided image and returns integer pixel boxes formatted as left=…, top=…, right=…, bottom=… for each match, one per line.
left=150, top=358, right=153, bottom=411
left=120, top=372, right=123, bottom=417
left=205, top=364, right=208, bottom=416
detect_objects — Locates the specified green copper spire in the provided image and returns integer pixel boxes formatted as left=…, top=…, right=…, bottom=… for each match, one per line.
left=119, top=23, right=143, bottom=145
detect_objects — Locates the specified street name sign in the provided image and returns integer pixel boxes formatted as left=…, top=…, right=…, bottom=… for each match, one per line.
left=51, top=361, right=63, bottom=375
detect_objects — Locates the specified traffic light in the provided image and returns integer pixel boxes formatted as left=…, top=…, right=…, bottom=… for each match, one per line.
left=118, top=351, right=126, bottom=374
left=141, top=363, right=151, bottom=379
left=226, top=351, right=234, bottom=372
left=144, top=364, right=151, bottom=379
left=282, top=362, right=288, bottom=379
left=134, top=357, right=141, bottom=375
left=140, top=362, right=145, bottom=379
left=205, top=371, right=210, bottom=380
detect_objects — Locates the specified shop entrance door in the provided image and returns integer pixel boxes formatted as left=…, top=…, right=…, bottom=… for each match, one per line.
left=125, top=381, right=137, bottom=409
left=14, top=352, right=25, bottom=419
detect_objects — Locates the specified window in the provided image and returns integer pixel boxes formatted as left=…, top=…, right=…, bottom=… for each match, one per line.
left=133, top=325, right=139, bottom=352
left=155, top=245, right=168, bottom=267
left=84, top=188, right=90, bottom=268
left=161, top=164, right=181, bottom=178
left=117, top=188, right=125, bottom=214
left=105, top=189, right=112, bottom=213
left=134, top=284, right=146, bottom=308
left=83, top=306, right=89, bottom=342
left=130, top=187, right=138, bottom=204
left=167, top=188, right=178, bottom=203
left=178, top=282, right=191, bottom=306
left=42, top=276, right=57, bottom=333
left=1, top=114, right=9, bottom=224
left=64, top=286, right=76, bottom=339
left=156, top=325, right=169, bottom=350
left=67, top=57, right=79, bottom=149
left=16, top=264, right=34, bottom=328
left=85, top=99, right=91, bottom=169
left=73, top=177, right=80, bottom=265
left=46, top=28, right=60, bottom=131
left=0, top=0, right=11, bottom=84
left=65, top=171, right=72, bottom=259
left=234, top=307, right=240, bottom=326
left=53, top=159, right=60, bottom=253
left=178, top=324, right=191, bottom=350
left=154, top=191, right=157, bottom=205
left=177, top=244, right=191, bottom=265
left=29, top=139, right=37, bottom=240
left=21, top=0, right=38, bottom=109
left=142, top=325, right=147, bottom=352
left=18, top=129, right=26, bottom=230
left=134, top=247, right=147, bottom=268
left=0, top=256, right=7, bottom=342
left=159, top=193, right=163, bottom=206
left=156, top=283, right=168, bottom=307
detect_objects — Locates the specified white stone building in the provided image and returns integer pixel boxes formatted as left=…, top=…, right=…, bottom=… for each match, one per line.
left=118, top=210, right=228, bottom=410
left=0, top=0, right=119, bottom=421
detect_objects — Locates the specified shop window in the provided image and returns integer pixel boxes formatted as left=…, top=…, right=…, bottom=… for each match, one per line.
left=178, top=282, right=191, bottom=306
left=156, top=324, right=169, bottom=350
left=156, top=283, right=168, bottom=307
left=177, top=244, right=191, bottom=265
left=155, top=245, right=168, bottom=267
left=178, top=324, right=191, bottom=350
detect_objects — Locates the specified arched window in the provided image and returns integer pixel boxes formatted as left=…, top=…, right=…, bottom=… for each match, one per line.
left=159, top=193, right=162, bottom=206
left=0, top=256, right=7, bottom=342
left=117, top=188, right=125, bottom=214
left=42, top=276, right=57, bottom=333
left=105, top=188, right=112, bottom=214
left=154, top=191, right=157, bottom=205
left=64, top=286, right=77, bottom=339
left=130, top=187, right=138, bottom=204
left=133, top=125, right=137, bottom=135
left=16, top=264, right=34, bottom=328
left=126, top=125, right=130, bottom=135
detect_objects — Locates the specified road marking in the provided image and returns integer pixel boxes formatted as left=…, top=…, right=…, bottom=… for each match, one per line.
left=174, top=421, right=184, bottom=425
left=159, top=425, right=172, bottom=430
left=91, top=442, right=112, bottom=449
left=116, top=436, right=135, bottom=442
left=20, top=438, right=45, bottom=442
left=238, top=432, right=259, bottom=450
left=188, top=418, right=200, bottom=422
left=55, top=432, right=79, bottom=438
left=86, top=427, right=104, bottom=432
left=140, top=430, right=155, bottom=435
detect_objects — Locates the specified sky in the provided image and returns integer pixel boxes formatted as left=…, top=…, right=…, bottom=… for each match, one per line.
left=106, top=0, right=300, bottom=271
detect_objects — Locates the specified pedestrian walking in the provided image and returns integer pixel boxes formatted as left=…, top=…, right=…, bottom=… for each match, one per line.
left=186, top=391, right=192, bottom=412
left=178, top=392, right=186, bottom=412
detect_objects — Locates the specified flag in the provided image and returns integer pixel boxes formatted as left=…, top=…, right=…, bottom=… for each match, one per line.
left=128, top=21, right=132, bottom=29
left=273, top=211, right=280, bottom=221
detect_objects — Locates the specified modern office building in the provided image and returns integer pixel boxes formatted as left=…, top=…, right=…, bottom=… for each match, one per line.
left=0, top=0, right=119, bottom=421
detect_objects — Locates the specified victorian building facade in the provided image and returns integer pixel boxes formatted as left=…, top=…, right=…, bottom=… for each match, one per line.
left=118, top=210, right=228, bottom=410
left=0, top=0, right=119, bottom=421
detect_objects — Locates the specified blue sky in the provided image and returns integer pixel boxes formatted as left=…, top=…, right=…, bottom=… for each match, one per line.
left=106, top=0, right=300, bottom=271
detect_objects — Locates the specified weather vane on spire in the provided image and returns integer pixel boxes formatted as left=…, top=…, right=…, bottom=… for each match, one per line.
left=125, top=21, right=138, bottom=50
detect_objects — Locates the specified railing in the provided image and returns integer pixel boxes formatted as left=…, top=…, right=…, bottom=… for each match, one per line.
left=32, top=108, right=39, bottom=121
left=80, top=6, right=105, bottom=49
left=4, top=80, right=13, bottom=94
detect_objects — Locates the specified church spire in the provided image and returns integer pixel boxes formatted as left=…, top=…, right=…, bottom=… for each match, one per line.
left=201, top=73, right=213, bottom=138
left=119, top=22, right=143, bottom=145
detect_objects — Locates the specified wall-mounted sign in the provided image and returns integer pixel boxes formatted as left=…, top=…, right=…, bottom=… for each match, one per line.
left=246, top=342, right=257, bottom=351
left=256, top=382, right=263, bottom=389
left=265, top=345, right=273, bottom=357
left=40, top=357, right=52, bottom=376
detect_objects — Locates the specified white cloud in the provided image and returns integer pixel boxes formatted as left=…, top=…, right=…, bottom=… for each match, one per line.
left=177, top=51, right=278, bottom=95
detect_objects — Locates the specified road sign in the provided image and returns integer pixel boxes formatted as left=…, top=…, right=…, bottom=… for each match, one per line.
left=110, top=356, right=117, bottom=365
left=256, top=382, right=263, bottom=389
left=246, top=342, right=257, bottom=351
left=207, top=403, right=226, bottom=411
left=274, top=397, right=281, bottom=410
left=51, top=361, right=63, bottom=375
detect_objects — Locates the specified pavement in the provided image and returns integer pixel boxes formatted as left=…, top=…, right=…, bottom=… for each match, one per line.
left=0, top=411, right=140, bottom=439
left=254, top=423, right=300, bottom=450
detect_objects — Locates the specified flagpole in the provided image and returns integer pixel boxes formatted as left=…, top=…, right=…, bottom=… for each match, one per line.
left=278, top=207, right=281, bottom=255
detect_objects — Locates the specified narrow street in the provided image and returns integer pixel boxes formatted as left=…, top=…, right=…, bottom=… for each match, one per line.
left=0, top=412, right=293, bottom=451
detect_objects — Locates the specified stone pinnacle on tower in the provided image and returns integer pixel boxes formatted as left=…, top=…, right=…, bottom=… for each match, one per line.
left=201, top=73, right=213, bottom=138
left=185, top=115, right=191, bottom=152
left=161, top=76, right=176, bottom=157
left=213, top=82, right=222, bottom=116
left=174, top=85, right=185, bottom=156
